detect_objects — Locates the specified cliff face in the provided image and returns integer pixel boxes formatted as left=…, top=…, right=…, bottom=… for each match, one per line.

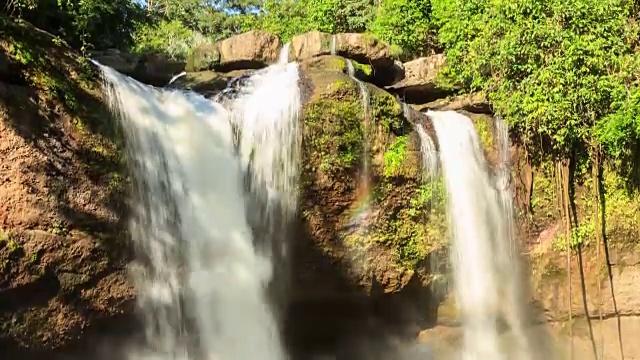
left=0, top=17, right=133, bottom=355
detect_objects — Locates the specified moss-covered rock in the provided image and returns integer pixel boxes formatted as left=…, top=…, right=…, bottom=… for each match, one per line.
left=185, top=43, right=221, bottom=72
left=296, top=55, right=441, bottom=302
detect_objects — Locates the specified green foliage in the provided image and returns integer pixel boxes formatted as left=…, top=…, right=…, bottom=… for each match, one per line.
left=383, top=135, right=408, bottom=177
left=368, top=0, right=434, bottom=58
left=303, top=83, right=364, bottom=173
left=552, top=221, right=595, bottom=252
left=432, top=0, right=640, bottom=169
left=131, top=19, right=212, bottom=60
left=4, top=0, right=145, bottom=51
left=254, top=0, right=375, bottom=41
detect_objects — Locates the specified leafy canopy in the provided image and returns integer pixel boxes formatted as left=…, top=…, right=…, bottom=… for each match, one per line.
left=432, top=0, right=640, bottom=169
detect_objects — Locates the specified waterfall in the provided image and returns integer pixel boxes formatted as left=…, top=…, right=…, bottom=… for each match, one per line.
left=345, top=59, right=371, bottom=202
left=168, top=71, right=187, bottom=85
left=330, top=35, right=337, bottom=55
left=93, top=45, right=300, bottom=360
left=427, top=110, right=539, bottom=360
left=416, top=123, right=438, bottom=181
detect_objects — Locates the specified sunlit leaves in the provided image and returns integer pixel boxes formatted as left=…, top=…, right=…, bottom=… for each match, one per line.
left=433, top=0, right=640, bottom=163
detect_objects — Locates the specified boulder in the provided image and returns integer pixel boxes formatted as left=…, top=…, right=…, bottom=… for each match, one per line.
left=288, top=31, right=334, bottom=61
left=288, top=32, right=403, bottom=86
left=168, top=69, right=254, bottom=98
left=89, top=50, right=185, bottom=86
left=186, top=30, right=282, bottom=72
left=334, top=33, right=403, bottom=86
left=413, top=93, right=491, bottom=114
left=387, top=54, right=452, bottom=103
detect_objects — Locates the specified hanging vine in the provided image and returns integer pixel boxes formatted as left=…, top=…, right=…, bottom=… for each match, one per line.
left=593, top=146, right=604, bottom=360
left=556, top=158, right=573, bottom=360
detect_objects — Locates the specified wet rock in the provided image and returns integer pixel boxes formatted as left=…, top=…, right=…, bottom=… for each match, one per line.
left=334, top=33, right=402, bottom=86
left=186, top=30, right=282, bottom=72
left=413, top=92, right=491, bottom=114
left=387, top=54, right=452, bottom=103
left=168, top=69, right=254, bottom=98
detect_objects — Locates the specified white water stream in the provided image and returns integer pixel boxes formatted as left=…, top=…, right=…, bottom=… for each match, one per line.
left=425, top=110, right=543, bottom=360
left=95, top=47, right=299, bottom=360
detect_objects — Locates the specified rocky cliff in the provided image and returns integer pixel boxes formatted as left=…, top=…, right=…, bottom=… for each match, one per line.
left=0, top=17, right=133, bottom=356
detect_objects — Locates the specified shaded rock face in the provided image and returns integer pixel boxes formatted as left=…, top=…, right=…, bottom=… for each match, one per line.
left=413, top=93, right=491, bottom=114
left=387, top=55, right=452, bottom=104
left=186, top=30, right=282, bottom=72
left=167, top=69, right=254, bottom=98
left=89, top=49, right=185, bottom=86
left=0, top=17, right=133, bottom=355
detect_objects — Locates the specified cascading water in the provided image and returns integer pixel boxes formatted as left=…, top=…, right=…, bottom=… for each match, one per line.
left=168, top=71, right=187, bottom=85
left=345, top=60, right=371, bottom=202
left=330, top=35, right=337, bottom=56
left=416, top=123, right=438, bottom=181
left=330, top=35, right=370, bottom=201
left=94, top=46, right=300, bottom=360
left=426, top=110, right=543, bottom=360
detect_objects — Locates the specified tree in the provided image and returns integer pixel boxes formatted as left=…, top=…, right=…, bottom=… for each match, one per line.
left=2, top=0, right=145, bottom=50
left=432, top=0, right=640, bottom=165
left=368, top=0, right=435, bottom=58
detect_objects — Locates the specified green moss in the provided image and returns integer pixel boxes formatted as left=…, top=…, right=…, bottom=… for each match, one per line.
left=49, top=220, right=70, bottom=236
left=343, top=178, right=448, bottom=270
left=351, top=60, right=373, bottom=78
left=362, top=33, right=381, bottom=47
left=472, top=115, right=493, bottom=152
left=369, top=87, right=405, bottom=133
left=601, top=168, right=640, bottom=248
left=0, top=229, right=7, bottom=245
left=390, top=44, right=404, bottom=59
left=329, top=56, right=347, bottom=72
left=384, top=135, right=408, bottom=177
left=303, top=86, right=363, bottom=173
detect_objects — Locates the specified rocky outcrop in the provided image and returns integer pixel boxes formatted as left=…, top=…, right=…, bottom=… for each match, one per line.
left=168, top=69, right=253, bottom=97
left=387, top=54, right=452, bottom=103
left=89, top=49, right=185, bottom=86
left=0, top=16, right=132, bottom=354
left=186, top=30, right=282, bottom=72
left=413, top=92, right=491, bottom=113
left=289, top=31, right=334, bottom=60
left=530, top=228, right=640, bottom=320
left=286, top=54, right=439, bottom=357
